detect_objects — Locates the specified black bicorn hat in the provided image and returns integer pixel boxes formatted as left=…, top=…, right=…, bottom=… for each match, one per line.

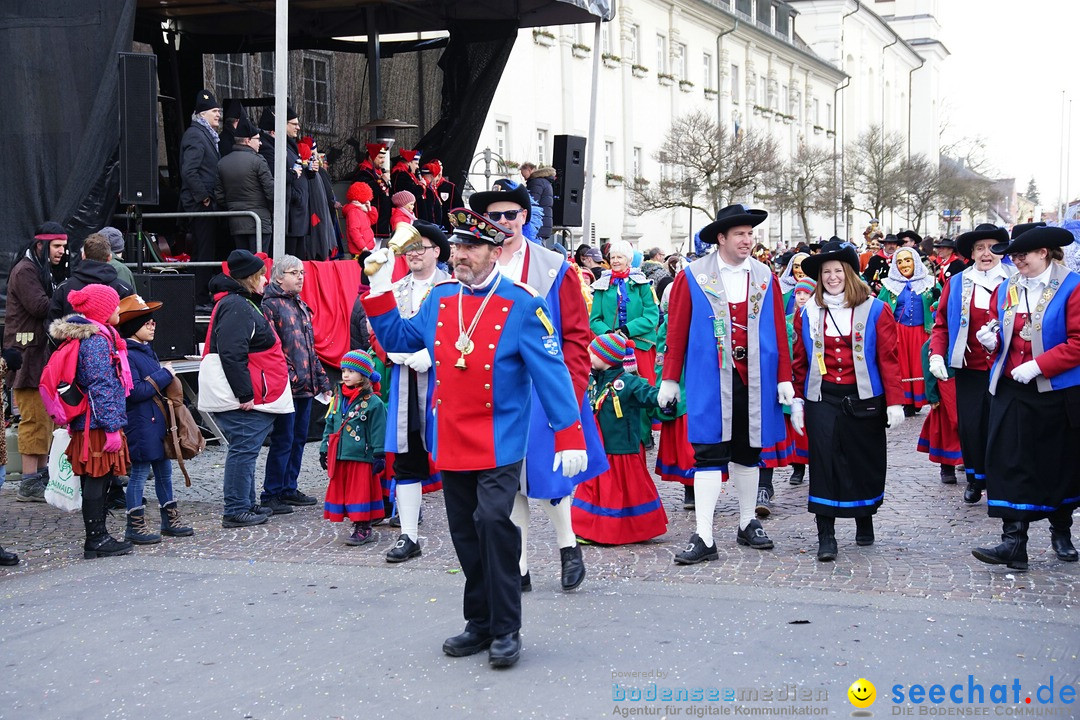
left=800, top=240, right=861, bottom=280
left=991, top=225, right=1074, bottom=256
left=956, top=224, right=1009, bottom=259
left=414, top=221, right=451, bottom=263
left=699, top=204, right=768, bottom=245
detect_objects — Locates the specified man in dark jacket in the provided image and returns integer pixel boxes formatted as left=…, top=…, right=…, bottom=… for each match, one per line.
left=5, top=223, right=67, bottom=500
left=259, top=255, right=331, bottom=513
left=48, top=233, right=134, bottom=325
left=214, top=116, right=273, bottom=253
left=521, top=163, right=555, bottom=243
left=180, top=89, right=223, bottom=310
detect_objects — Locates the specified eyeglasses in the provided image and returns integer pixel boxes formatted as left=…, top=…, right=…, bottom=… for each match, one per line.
left=485, top=210, right=523, bottom=222
left=282, top=269, right=305, bottom=276
left=286, top=120, right=300, bottom=127
left=1008, top=251, right=1029, bottom=259
left=143, top=319, right=156, bottom=325
left=406, top=245, right=437, bottom=255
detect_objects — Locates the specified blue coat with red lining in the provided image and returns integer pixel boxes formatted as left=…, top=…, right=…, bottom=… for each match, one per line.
left=363, top=274, right=586, bottom=472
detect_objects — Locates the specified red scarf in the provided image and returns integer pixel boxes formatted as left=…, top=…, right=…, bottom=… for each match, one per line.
left=611, top=268, right=631, bottom=279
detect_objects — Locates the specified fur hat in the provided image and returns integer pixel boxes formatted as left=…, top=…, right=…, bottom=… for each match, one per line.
left=346, top=182, right=373, bottom=204
left=392, top=190, right=416, bottom=208
left=341, top=349, right=380, bottom=385
left=68, top=284, right=120, bottom=324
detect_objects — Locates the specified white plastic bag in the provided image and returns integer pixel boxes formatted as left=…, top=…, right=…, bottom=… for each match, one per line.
left=44, top=428, right=81, bottom=512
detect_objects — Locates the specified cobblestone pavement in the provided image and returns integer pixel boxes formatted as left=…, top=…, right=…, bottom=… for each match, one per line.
left=1, top=414, right=1077, bottom=607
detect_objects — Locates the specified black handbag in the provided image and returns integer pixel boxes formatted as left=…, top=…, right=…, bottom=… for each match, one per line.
left=840, top=393, right=886, bottom=418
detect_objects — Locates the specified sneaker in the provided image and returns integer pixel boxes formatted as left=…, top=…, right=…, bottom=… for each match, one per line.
left=755, top=487, right=772, bottom=518
left=344, top=523, right=375, bottom=546
left=261, top=496, right=294, bottom=515
left=673, top=533, right=718, bottom=565
left=736, top=519, right=774, bottom=549
left=251, top=504, right=274, bottom=517
left=281, top=489, right=318, bottom=506
left=222, top=511, right=269, bottom=528
left=385, top=534, right=422, bottom=562
left=16, top=472, right=47, bottom=502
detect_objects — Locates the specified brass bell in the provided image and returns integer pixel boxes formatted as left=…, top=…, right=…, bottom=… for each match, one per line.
left=364, top=222, right=423, bottom=276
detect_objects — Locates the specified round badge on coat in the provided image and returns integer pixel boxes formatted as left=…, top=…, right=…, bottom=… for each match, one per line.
left=548, top=268, right=557, bottom=278
left=613, top=379, right=624, bottom=390
left=697, top=273, right=708, bottom=284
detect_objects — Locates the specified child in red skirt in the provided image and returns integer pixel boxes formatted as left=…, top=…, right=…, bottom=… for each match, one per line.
left=49, top=284, right=135, bottom=559
left=916, top=339, right=963, bottom=483
left=320, top=349, right=387, bottom=545
left=571, top=333, right=668, bottom=545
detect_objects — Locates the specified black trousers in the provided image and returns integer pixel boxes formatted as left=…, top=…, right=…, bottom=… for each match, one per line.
left=392, top=372, right=429, bottom=481
left=190, top=214, right=219, bottom=304
left=232, top=233, right=267, bottom=254
left=954, top=368, right=991, bottom=486
left=692, top=371, right=762, bottom=469
left=441, top=461, right=523, bottom=637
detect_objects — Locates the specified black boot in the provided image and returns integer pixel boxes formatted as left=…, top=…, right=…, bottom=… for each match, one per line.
left=816, top=515, right=837, bottom=562
left=683, top=485, right=695, bottom=510
left=1049, top=512, right=1078, bottom=562
left=789, top=464, right=805, bottom=486
left=160, top=501, right=195, bottom=537
left=939, top=465, right=957, bottom=485
left=855, top=516, right=874, bottom=546
left=125, top=506, right=162, bottom=545
left=963, top=480, right=983, bottom=504
left=82, top=476, right=133, bottom=559
left=0, top=545, right=19, bottom=566
left=972, top=520, right=1029, bottom=571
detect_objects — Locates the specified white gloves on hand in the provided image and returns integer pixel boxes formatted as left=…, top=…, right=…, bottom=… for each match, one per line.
left=553, top=449, right=588, bottom=477
left=387, top=352, right=411, bottom=365
left=976, top=322, right=999, bottom=353
left=928, top=354, right=949, bottom=382
left=777, top=381, right=796, bottom=406
left=657, top=379, right=681, bottom=408
left=365, top=248, right=395, bottom=295
left=789, top=400, right=805, bottom=436
left=886, top=405, right=905, bottom=429
left=403, top=349, right=432, bottom=373
left=1011, top=360, right=1042, bottom=384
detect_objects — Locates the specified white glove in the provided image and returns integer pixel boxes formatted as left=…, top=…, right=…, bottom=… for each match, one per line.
left=553, top=449, right=588, bottom=477
left=403, top=349, right=432, bottom=373
left=928, top=355, right=949, bottom=382
left=886, top=405, right=905, bottom=429
left=975, top=322, right=999, bottom=353
left=365, top=248, right=395, bottom=295
left=657, top=379, right=681, bottom=408
left=777, top=381, right=795, bottom=406
left=387, top=352, right=410, bottom=365
left=789, top=400, right=805, bottom=436
left=1011, top=359, right=1042, bottom=384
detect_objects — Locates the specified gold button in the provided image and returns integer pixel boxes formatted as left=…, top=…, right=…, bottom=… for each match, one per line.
left=488, top=344, right=495, bottom=350
left=484, top=364, right=491, bottom=370
left=484, top=384, right=490, bottom=390
left=485, top=402, right=491, bottom=408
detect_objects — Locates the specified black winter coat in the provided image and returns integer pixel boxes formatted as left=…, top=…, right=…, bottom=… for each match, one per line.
left=214, top=146, right=274, bottom=237
left=207, top=274, right=279, bottom=403
left=124, top=340, right=175, bottom=462
left=349, top=293, right=370, bottom=351
left=526, top=167, right=555, bottom=240
left=48, top=260, right=134, bottom=325
left=179, top=121, right=220, bottom=211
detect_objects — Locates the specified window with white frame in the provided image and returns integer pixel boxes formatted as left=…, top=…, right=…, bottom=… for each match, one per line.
left=826, top=102, right=833, bottom=130
left=703, top=52, right=713, bottom=89
left=259, top=52, right=274, bottom=96
left=302, top=53, right=331, bottom=129
left=604, top=141, right=615, bottom=174
left=813, top=98, right=820, bottom=125
left=536, top=129, right=549, bottom=163
left=495, top=121, right=510, bottom=158
left=629, top=25, right=640, bottom=64
left=214, top=53, right=248, bottom=99
left=674, top=43, right=687, bottom=80
left=731, top=64, right=740, bottom=103
left=656, top=34, right=667, bottom=74
left=632, top=147, right=643, bottom=179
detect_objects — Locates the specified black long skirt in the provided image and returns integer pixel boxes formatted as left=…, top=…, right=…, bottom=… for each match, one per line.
left=985, top=378, right=1080, bottom=521
left=805, top=382, right=887, bottom=518
left=954, top=368, right=992, bottom=485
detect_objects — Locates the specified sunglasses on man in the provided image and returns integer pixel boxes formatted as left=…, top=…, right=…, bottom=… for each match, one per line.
left=485, top=209, right=524, bottom=222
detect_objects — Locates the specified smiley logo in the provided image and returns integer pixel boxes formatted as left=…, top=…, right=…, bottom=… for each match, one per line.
left=848, top=678, right=876, bottom=709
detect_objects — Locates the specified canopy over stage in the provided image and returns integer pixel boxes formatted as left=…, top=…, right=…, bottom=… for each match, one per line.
left=0, top=0, right=612, bottom=314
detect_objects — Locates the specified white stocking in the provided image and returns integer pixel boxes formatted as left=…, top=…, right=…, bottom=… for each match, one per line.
left=541, top=497, right=577, bottom=549
left=511, top=493, right=530, bottom=576
left=693, top=470, right=725, bottom=547
left=729, top=463, right=759, bottom=530
left=396, top=482, right=422, bottom=542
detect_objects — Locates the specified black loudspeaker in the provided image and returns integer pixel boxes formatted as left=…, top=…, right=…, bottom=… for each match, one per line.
left=552, top=134, right=586, bottom=227
left=119, top=53, right=159, bottom=205
left=134, top=274, right=196, bottom=360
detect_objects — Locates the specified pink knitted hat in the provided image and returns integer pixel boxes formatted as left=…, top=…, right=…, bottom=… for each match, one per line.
left=68, top=284, right=120, bottom=324
left=392, top=190, right=416, bottom=208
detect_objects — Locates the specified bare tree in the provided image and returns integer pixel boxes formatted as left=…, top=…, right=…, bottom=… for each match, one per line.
left=764, top=142, right=837, bottom=241
left=844, top=125, right=905, bottom=223
left=627, top=110, right=780, bottom=218
left=898, top=153, right=939, bottom=234
left=937, top=159, right=995, bottom=232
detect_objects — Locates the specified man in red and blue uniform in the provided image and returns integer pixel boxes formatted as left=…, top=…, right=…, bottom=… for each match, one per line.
left=362, top=208, right=588, bottom=669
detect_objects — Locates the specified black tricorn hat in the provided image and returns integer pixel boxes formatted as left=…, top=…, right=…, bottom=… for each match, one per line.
left=414, top=221, right=451, bottom=263
left=257, top=104, right=300, bottom=132
left=223, top=98, right=245, bottom=120
left=933, top=237, right=956, bottom=249
left=468, top=181, right=532, bottom=214
left=991, top=226, right=1074, bottom=256
left=956, top=224, right=1009, bottom=259
left=800, top=240, right=861, bottom=280
left=699, top=204, right=768, bottom=244
left=1011, top=221, right=1046, bottom=239
left=898, top=229, right=922, bottom=244
left=234, top=116, right=259, bottom=139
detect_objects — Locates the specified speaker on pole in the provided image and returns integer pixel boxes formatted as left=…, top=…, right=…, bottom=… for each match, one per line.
left=119, top=53, right=159, bottom=205
left=133, top=274, right=196, bottom=359
left=552, top=134, right=586, bottom=227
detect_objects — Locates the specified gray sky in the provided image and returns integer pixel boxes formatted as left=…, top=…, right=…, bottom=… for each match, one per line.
left=937, top=1, right=1079, bottom=208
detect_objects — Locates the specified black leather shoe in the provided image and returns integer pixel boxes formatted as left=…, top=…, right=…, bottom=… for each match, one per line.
left=963, top=482, right=983, bottom=504
left=488, top=631, right=522, bottom=668
left=736, top=519, right=774, bottom=549
left=442, top=629, right=493, bottom=657
left=560, top=545, right=586, bottom=591
left=1050, top=530, right=1079, bottom=562
left=0, top=545, right=20, bottom=566
left=972, top=520, right=1029, bottom=571
left=520, top=571, right=532, bottom=592
left=673, top=533, right=718, bottom=565
left=385, top=534, right=422, bottom=563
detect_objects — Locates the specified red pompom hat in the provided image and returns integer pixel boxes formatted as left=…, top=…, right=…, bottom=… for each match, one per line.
left=68, top=284, right=120, bottom=324
left=347, top=182, right=373, bottom=203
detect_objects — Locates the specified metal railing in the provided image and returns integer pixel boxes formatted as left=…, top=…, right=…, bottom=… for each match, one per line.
left=113, top=210, right=263, bottom=269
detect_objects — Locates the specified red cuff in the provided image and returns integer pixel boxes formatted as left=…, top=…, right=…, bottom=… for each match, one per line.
left=362, top=290, right=398, bottom=317
left=553, top=423, right=586, bottom=452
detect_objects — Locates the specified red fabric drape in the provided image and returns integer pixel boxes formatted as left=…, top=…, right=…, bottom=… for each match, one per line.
left=299, top=260, right=362, bottom=368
